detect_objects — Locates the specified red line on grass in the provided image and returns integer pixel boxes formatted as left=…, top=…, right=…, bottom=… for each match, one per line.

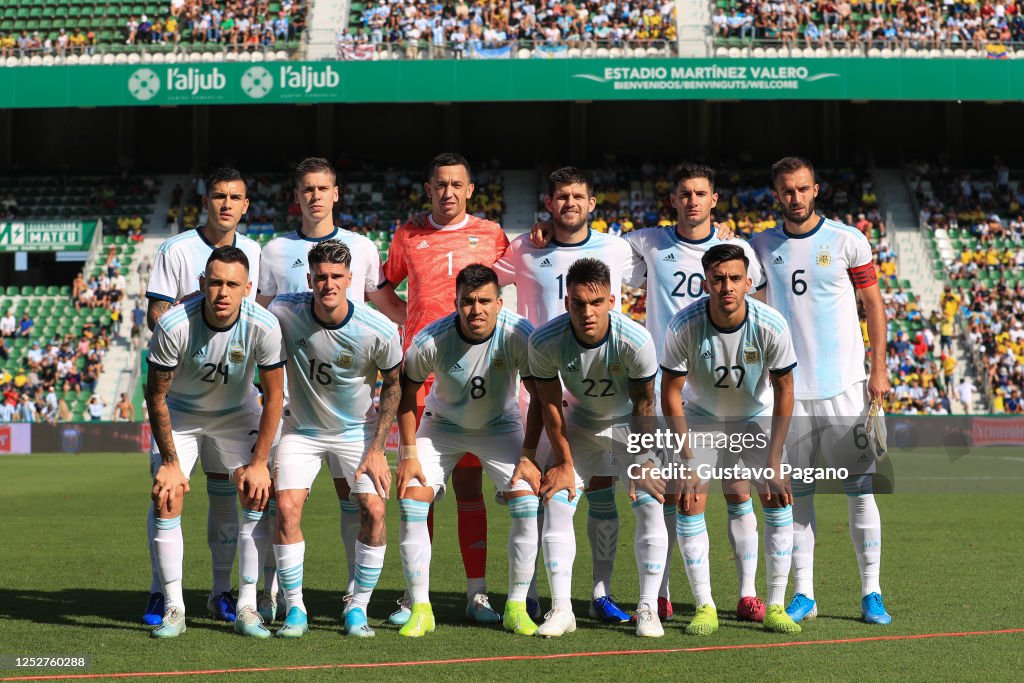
left=5, top=628, right=1024, bottom=681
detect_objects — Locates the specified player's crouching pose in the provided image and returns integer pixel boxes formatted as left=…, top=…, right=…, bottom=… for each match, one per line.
left=528, top=258, right=668, bottom=638
left=146, top=246, right=285, bottom=638
left=268, top=240, right=403, bottom=639
left=395, top=265, right=544, bottom=638
left=661, top=244, right=800, bottom=637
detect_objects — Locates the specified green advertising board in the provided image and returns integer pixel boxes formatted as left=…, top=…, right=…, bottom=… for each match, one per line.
left=0, top=59, right=1021, bottom=108
left=0, top=220, right=99, bottom=252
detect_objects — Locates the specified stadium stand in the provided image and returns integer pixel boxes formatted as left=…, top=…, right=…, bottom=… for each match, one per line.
left=0, top=0, right=305, bottom=64
left=711, top=0, right=1021, bottom=57
left=0, top=174, right=159, bottom=235
left=341, top=0, right=677, bottom=59
left=960, top=279, right=1024, bottom=413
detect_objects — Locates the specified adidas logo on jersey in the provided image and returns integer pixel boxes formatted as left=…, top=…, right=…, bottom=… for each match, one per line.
left=296, top=338, right=307, bottom=348
left=449, top=362, right=465, bottom=374
left=565, top=360, right=578, bottom=372
left=291, top=258, right=304, bottom=268
left=663, top=253, right=676, bottom=262
left=539, top=258, right=553, bottom=268
left=701, top=348, right=713, bottom=360
left=417, top=240, right=430, bottom=249
left=773, top=255, right=785, bottom=265
left=191, top=348, right=206, bottom=359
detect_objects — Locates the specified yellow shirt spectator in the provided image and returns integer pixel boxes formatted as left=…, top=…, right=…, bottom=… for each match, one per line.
left=591, top=216, right=608, bottom=232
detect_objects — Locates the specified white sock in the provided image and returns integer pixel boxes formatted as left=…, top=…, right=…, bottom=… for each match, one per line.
left=527, top=506, right=543, bottom=604
left=147, top=506, right=161, bottom=593
left=658, top=502, right=675, bottom=600
left=586, top=487, right=618, bottom=599
left=543, top=490, right=579, bottom=611
left=349, top=541, right=386, bottom=613
left=262, top=499, right=278, bottom=597
left=339, top=498, right=360, bottom=595
left=206, top=478, right=238, bottom=595
left=676, top=512, right=713, bottom=608
left=632, top=493, right=668, bottom=608
left=791, top=484, right=817, bottom=599
left=763, top=505, right=794, bottom=607
left=399, top=499, right=432, bottom=605
left=154, top=514, right=185, bottom=611
left=507, top=496, right=540, bottom=602
left=273, top=541, right=306, bottom=615
left=848, top=493, right=882, bottom=596
left=727, top=499, right=758, bottom=598
left=237, top=507, right=269, bottom=611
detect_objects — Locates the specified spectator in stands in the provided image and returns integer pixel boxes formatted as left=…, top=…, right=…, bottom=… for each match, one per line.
left=0, top=310, right=15, bottom=338
left=0, top=398, right=14, bottom=422
left=17, top=312, right=33, bottom=338
left=86, top=394, right=104, bottom=421
left=114, top=393, right=135, bottom=422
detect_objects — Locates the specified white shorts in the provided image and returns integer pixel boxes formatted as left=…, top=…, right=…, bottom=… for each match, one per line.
left=788, top=381, right=876, bottom=478
left=682, top=421, right=778, bottom=487
left=274, top=430, right=377, bottom=495
left=543, top=422, right=635, bottom=491
left=149, top=403, right=262, bottom=479
left=408, top=420, right=534, bottom=499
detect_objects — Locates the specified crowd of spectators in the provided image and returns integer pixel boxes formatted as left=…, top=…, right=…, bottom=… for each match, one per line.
left=126, top=0, right=305, bottom=48
left=350, top=0, right=676, bottom=57
left=712, top=0, right=1024, bottom=52
left=958, top=280, right=1024, bottom=413
left=913, top=157, right=1023, bottom=234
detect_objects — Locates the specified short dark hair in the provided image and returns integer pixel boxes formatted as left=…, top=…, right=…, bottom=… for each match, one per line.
left=566, top=258, right=610, bottom=291
left=676, top=162, right=716, bottom=191
left=308, top=239, right=352, bottom=269
left=455, top=264, right=499, bottom=294
left=771, top=156, right=816, bottom=188
left=547, top=166, right=592, bottom=197
left=701, top=243, right=749, bottom=273
left=206, top=168, right=247, bottom=196
left=294, top=157, right=337, bottom=188
left=427, top=152, right=472, bottom=183
left=206, top=245, right=250, bottom=273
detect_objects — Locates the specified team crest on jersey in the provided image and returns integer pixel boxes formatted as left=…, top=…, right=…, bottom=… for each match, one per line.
left=468, top=236, right=479, bottom=249
left=565, top=359, right=579, bottom=372
left=228, top=341, right=245, bottom=364
left=816, top=248, right=831, bottom=267
left=743, top=345, right=761, bottom=364
left=337, top=347, right=355, bottom=368
left=609, top=363, right=623, bottom=374
left=492, top=355, right=505, bottom=369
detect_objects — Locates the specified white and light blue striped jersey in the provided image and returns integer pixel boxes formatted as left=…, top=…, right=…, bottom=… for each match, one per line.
left=257, top=227, right=383, bottom=302
left=146, top=228, right=262, bottom=304
left=750, top=216, right=875, bottom=400
left=403, top=308, right=534, bottom=434
left=529, top=311, right=657, bottom=429
left=662, top=298, right=797, bottom=420
left=148, top=297, right=285, bottom=416
left=493, top=229, right=640, bottom=325
left=269, top=292, right=401, bottom=440
left=624, top=227, right=765, bottom=363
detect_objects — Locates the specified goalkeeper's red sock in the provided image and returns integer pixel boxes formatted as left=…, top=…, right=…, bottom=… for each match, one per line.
left=457, top=495, right=488, bottom=598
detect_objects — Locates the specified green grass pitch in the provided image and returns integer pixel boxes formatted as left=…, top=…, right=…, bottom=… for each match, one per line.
left=2, top=452, right=1023, bottom=681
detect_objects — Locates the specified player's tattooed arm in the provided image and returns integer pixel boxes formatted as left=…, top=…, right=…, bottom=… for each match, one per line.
left=146, top=299, right=171, bottom=332
left=145, top=365, right=190, bottom=511
left=369, top=365, right=402, bottom=455
left=629, top=377, right=655, bottom=417
left=627, top=377, right=665, bottom=503
left=357, top=365, right=401, bottom=499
